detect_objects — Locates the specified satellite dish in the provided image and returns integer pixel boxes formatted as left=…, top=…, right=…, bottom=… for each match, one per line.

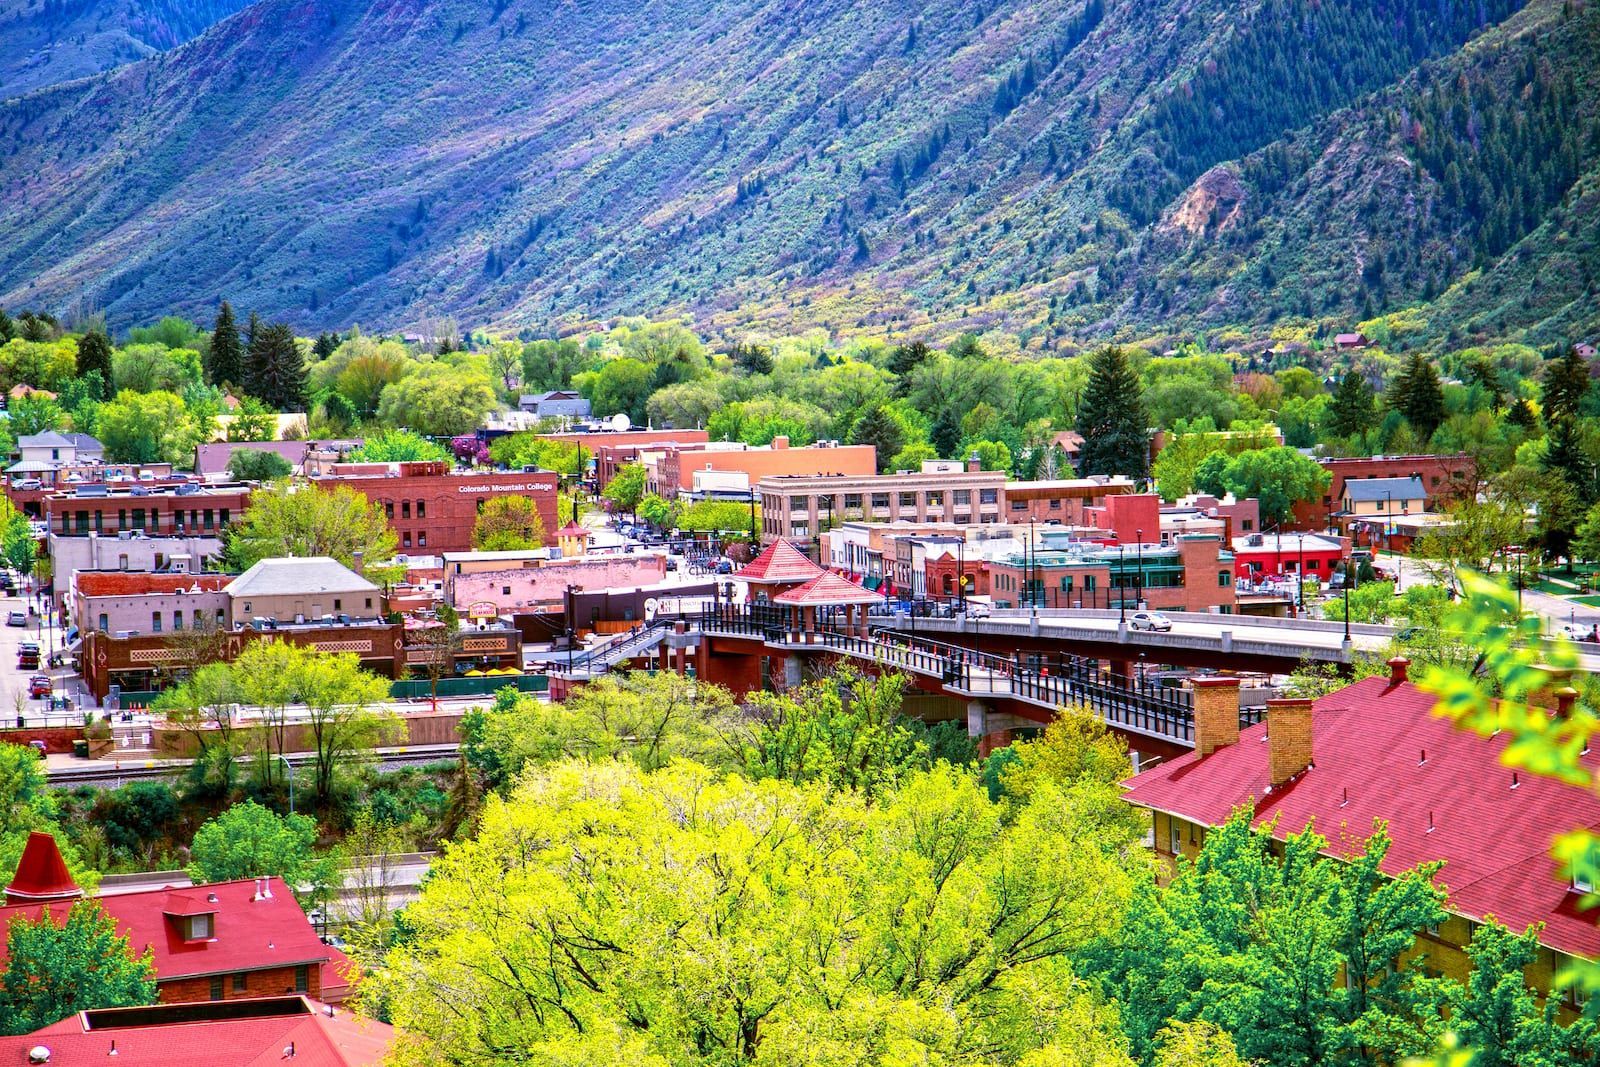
left=609, top=413, right=632, bottom=432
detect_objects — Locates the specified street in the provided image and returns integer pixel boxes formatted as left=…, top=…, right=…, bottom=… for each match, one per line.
left=0, top=585, right=89, bottom=729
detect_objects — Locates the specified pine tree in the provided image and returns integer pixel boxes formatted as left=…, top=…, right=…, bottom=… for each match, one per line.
left=1540, top=345, right=1591, bottom=425
left=1075, top=345, right=1149, bottom=479
left=849, top=406, right=907, bottom=474
left=312, top=331, right=339, bottom=362
left=1326, top=371, right=1377, bottom=440
left=1543, top=417, right=1595, bottom=504
left=74, top=326, right=114, bottom=399
left=0, top=309, right=12, bottom=342
left=1388, top=352, right=1445, bottom=443
left=208, top=302, right=244, bottom=388
left=246, top=322, right=307, bottom=412
left=1507, top=397, right=1539, bottom=431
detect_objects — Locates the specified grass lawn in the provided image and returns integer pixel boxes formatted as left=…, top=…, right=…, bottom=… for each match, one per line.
left=1570, top=595, right=1600, bottom=608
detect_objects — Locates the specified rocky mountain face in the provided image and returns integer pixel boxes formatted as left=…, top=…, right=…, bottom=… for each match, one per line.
left=0, top=0, right=1594, bottom=349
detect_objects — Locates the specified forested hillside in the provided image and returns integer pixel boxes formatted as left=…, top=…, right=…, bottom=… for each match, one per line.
left=0, top=0, right=1594, bottom=350
left=0, top=0, right=250, bottom=99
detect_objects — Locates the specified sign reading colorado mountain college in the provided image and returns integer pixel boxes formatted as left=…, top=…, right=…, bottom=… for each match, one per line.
left=455, top=480, right=554, bottom=494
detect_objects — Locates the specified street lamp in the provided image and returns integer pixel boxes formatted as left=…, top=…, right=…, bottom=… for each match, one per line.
left=1118, top=544, right=1127, bottom=624
left=1136, top=528, right=1145, bottom=609
left=1343, top=558, right=1352, bottom=643
left=1137, top=651, right=1147, bottom=689
left=276, top=754, right=295, bottom=816
left=748, top=488, right=758, bottom=544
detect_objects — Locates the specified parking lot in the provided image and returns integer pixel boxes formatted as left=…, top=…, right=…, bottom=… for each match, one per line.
left=0, top=586, right=90, bottom=728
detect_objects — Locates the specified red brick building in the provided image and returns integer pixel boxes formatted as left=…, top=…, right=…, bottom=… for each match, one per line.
left=984, top=533, right=1237, bottom=612
left=313, top=461, right=559, bottom=553
left=541, top=429, right=710, bottom=488
left=1, top=833, right=340, bottom=1005
left=42, top=483, right=252, bottom=538
left=1290, top=453, right=1476, bottom=530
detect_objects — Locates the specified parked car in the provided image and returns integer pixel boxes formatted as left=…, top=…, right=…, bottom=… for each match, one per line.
left=664, top=557, right=678, bottom=572
left=1129, top=611, right=1173, bottom=632
left=713, top=559, right=734, bottom=575
left=961, top=597, right=993, bottom=619
left=1557, top=622, right=1597, bottom=642
left=5, top=611, right=25, bottom=627
left=27, top=675, right=51, bottom=698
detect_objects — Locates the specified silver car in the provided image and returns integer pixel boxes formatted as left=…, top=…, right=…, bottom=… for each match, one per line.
left=1129, top=611, right=1172, bottom=632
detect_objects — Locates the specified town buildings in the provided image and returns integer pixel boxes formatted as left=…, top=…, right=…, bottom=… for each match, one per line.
left=1, top=833, right=344, bottom=1006
left=47, top=531, right=222, bottom=604
left=14, top=431, right=102, bottom=467
left=538, top=428, right=709, bottom=488
left=643, top=437, right=876, bottom=501
left=1122, top=661, right=1597, bottom=1011
left=192, top=439, right=361, bottom=478
left=310, top=460, right=559, bottom=553
left=42, top=482, right=252, bottom=540
left=519, top=389, right=592, bottom=418
left=1290, top=453, right=1474, bottom=530
left=1230, top=531, right=1348, bottom=582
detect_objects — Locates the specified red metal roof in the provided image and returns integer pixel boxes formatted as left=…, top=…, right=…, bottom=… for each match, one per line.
left=1122, top=675, right=1600, bottom=958
left=4, top=831, right=83, bottom=904
left=737, top=539, right=823, bottom=584
left=74, top=572, right=231, bottom=597
left=0, top=997, right=391, bottom=1066
left=772, top=571, right=885, bottom=606
left=0, top=876, right=330, bottom=984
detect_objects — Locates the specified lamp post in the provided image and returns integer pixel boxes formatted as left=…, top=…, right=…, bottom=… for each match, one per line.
left=1118, top=544, right=1127, bottom=624
left=1136, top=527, right=1145, bottom=609
left=1297, top=534, right=1306, bottom=616
left=958, top=538, right=966, bottom=614
left=1137, top=651, right=1147, bottom=690
left=748, top=488, right=758, bottom=544
left=1343, top=558, right=1352, bottom=643
left=276, top=754, right=295, bottom=816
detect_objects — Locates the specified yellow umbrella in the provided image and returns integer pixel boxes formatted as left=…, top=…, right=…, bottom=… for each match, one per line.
left=465, top=669, right=486, bottom=677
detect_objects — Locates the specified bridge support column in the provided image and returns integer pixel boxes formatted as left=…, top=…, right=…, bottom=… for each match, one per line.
left=966, top=699, right=988, bottom=739
left=1108, top=659, right=1133, bottom=687
left=783, top=654, right=804, bottom=689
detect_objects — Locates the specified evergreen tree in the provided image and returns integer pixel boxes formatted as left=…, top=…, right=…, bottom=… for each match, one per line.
left=208, top=302, right=244, bottom=388
left=1388, top=353, right=1445, bottom=443
left=245, top=322, right=307, bottom=412
left=74, top=327, right=114, bottom=399
left=1326, top=371, right=1377, bottom=440
left=1507, top=398, right=1539, bottom=431
left=0, top=309, right=12, bottom=342
left=1541, top=346, right=1591, bottom=426
left=1543, top=417, right=1595, bottom=505
left=312, top=331, right=339, bottom=362
left=1075, top=345, right=1149, bottom=479
left=849, top=405, right=908, bottom=473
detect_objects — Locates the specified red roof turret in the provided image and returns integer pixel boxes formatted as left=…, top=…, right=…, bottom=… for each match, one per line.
left=4, top=832, right=82, bottom=905
left=736, top=539, right=824, bottom=585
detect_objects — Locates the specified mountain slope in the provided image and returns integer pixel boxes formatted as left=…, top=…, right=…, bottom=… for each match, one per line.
left=0, top=0, right=251, bottom=100
left=0, top=0, right=1593, bottom=348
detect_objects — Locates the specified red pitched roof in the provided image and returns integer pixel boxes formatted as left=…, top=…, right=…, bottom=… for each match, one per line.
left=5, top=831, right=83, bottom=904
left=772, top=571, right=885, bottom=606
left=0, top=877, right=330, bottom=984
left=737, top=539, right=824, bottom=585
left=0, top=997, right=391, bottom=1066
left=1122, top=675, right=1600, bottom=958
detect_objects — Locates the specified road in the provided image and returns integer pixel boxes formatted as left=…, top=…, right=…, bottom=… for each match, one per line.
left=0, top=586, right=89, bottom=728
left=43, top=743, right=462, bottom=785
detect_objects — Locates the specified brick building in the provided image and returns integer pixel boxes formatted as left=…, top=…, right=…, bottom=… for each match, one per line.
left=539, top=428, right=710, bottom=488
left=312, top=461, right=559, bottom=553
left=47, top=531, right=223, bottom=603
left=1004, top=476, right=1139, bottom=523
left=6, top=461, right=177, bottom=518
left=1122, top=661, right=1597, bottom=1016
left=1290, top=453, right=1476, bottom=530
left=979, top=533, right=1237, bottom=613
left=1, top=833, right=340, bottom=1005
left=1230, top=531, right=1348, bottom=581
left=646, top=437, right=877, bottom=500
left=42, top=482, right=252, bottom=539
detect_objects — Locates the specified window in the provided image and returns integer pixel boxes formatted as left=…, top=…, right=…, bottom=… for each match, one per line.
left=365, top=598, right=373, bottom=609
left=1084, top=576, right=1096, bottom=591
left=220, top=509, right=229, bottom=526
left=898, top=492, right=916, bottom=508
left=1010, top=500, right=1027, bottom=511
left=1049, top=499, right=1061, bottom=509
left=1241, top=519, right=1254, bottom=532
left=980, top=489, right=998, bottom=504
left=151, top=612, right=162, bottom=634
left=384, top=502, right=394, bottom=519
left=233, top=973, right=248, bottom=993
left=953, top=490, right=970, bottom=505
left=502, top=586, right=511, bottom=596
left=294, top=965, right=309, bottom=994
left=173, top=613, right=183, bottom=631
left=871, top=493, right=890, bottom=509
left=1167, top=816, right=1182, bottom=855
left=844, top=494, right=862, bottom=509
left=417, top=500, right=426, bottom=518
left=926, top=491, right=943, bottom=507
left=403, top=533, right=412, bottom=548
left=1219, top=571, right=1231, bottom=587
left=97, top=613, right=108, bottom=632
left=209, top=977, right=224, bottom=1001
left=402, top=501, right=411, bottom=519
left=187, top=914, right=213, bottom=940
left=418, top=532, right=427, bottom=547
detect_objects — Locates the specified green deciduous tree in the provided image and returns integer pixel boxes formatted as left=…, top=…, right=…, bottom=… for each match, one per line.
left=0, top=901, right=156, bottom=1035
left=96, top=390, right=197, bottom=464
left=227, top=448, right=293, bottom=482
left=189, top=800, right=338, bottom=907
left=378, top=756, right=1140, bottom=1067
left=576, top=356, right=655, bottom=425
left=225, top=481, right=397, bottom=571
left=112, top=343, right=203, bottom=394
left=208, top=302, right=245, bottom=387
left=471, top=494, right=548, bottom=550
left=1075, top=346, right=1149, bottom=479
left=7, top=393, right=63, bottom=437
left=600, top=462, right=647, bottom=517
left=376, top=364, right=496, bottom=436
left=347, top=429, right=450, bottom=464
left=1089, top=810, right=1448, bottom=1066
left=1192, top=446, right=1330, bottom=527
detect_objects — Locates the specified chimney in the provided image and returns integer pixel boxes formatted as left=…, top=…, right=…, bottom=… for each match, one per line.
left=1266, top=697, right=1315, bottom=786
left=772, top=435, right=789, bottom=450
left=1191, top=677, right=1242, bottom=756
left=351, top=550, right=365, bottom=575
left=967, top=452, right=982, bottom=473
left=1555, top=686, right=1579, bottom=719
left=1386, top=656, right=1410, bottom=686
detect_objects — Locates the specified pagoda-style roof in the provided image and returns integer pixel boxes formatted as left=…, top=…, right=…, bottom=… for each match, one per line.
left=4, top=831, right=83, bottom=905
left=773, top=571, right=886, bottom=606
left=737, top=539, right=824, bottom=585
